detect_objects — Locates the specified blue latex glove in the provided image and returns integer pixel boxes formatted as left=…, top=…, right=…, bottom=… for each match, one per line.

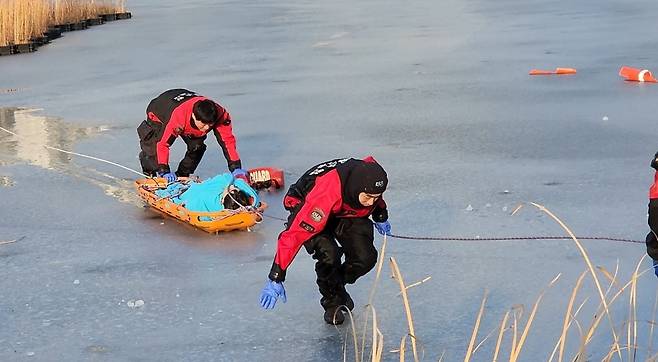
left=259, top=280, right=286, bottom=310
left=374, top=221, right=392, bottom=236
left=232, top=168, right=249, bottom=182
left=653, top=260, right=658, bottom=278
left=158, top=172, right=176, bottom=183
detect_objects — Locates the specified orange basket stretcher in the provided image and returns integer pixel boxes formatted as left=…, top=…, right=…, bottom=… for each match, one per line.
left=135, top=178, right=267, bottom=233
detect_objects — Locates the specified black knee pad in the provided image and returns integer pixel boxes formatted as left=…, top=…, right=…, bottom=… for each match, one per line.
left=306, top=235, right=341, bottom=265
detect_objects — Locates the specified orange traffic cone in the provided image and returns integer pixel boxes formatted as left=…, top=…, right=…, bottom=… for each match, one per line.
left=619, top=66, right=657, bottom=83
left=529, top=67, right=577, bottom=75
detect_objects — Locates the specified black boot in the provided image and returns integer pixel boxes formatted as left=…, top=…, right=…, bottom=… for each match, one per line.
left=323, top=306, right=345, bottom=325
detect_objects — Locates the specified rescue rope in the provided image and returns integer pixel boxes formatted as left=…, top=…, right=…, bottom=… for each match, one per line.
left=0, top=125, right=149, bottom=178
left=0, top=125, right=256, bottom=220
left=152, top=180, right=191, bottom=202
left=223, top=187, right=263, bottom=223
left=0, top=125, right=645, bottom=243
left=262, top=214, right=287, bottom=221
left=388, top=234, right=644, bottom=244
left=261, top=214, right=644, bottom=244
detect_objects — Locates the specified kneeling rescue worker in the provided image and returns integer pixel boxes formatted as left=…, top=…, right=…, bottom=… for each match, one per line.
left=259, top=156, right=392, bottom=324
left=137, top=88, right=248, bottom=183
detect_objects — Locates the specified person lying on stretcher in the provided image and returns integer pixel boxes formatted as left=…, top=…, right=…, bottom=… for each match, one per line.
left=154, top=172, right=260, bottom=213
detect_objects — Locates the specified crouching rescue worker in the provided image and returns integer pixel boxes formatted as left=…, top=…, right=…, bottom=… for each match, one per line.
left=646, top=151, right=658, bottom=278
left=259, top=156, right=392, bottom=325
left=137, top=89, right=248, bottom=183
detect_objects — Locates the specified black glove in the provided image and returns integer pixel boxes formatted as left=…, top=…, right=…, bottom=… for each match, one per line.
left=227, top=159, right=243, bottom=173
left=651, top=152, right=658, bottom=170
left=372, top=207, right=388, bottom=223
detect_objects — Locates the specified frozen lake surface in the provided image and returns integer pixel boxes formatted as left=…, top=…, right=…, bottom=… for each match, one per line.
left=2, top=0, right=658, bottom=360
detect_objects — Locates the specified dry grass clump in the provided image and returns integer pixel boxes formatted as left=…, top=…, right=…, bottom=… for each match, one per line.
left=95, top=0, right=125, bottom=14
left=0, top=0, right=51, bottom=46
left=54, top=0, right=126, bottom=25
left=0, top=0, right=128, bottom=47
left=52, top=0, right=73, bottom=24
left=342, top=203, right=658, bottom=361
left=0, top=1, right=9, bottom=46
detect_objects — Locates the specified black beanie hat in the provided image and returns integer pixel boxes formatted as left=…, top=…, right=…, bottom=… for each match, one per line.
left=363, top=163, right=388, bottom=194
left=347, top=161, right=388, bottom=197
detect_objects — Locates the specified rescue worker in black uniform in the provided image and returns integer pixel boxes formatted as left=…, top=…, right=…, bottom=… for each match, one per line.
left=137, top=89, right=245, bottom=182
left=259, top=156, right=392, bottom=324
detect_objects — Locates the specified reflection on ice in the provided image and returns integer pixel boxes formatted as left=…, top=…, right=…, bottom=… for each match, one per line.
left=0, top=107, right=102, bottom=169
left=0, top=107, right=142, bottom=205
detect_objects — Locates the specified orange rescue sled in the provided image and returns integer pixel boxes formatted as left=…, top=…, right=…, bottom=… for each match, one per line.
left=135, top=178, right=267, bottom=233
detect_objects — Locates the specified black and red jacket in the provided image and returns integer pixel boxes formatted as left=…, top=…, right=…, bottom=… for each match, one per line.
left=269, top=156, right=388, bottom=282
left=647, top=171, right=658, bottom=260
left=146, top=89, right=241, bottom=172
left=650, top=172, right=658, bottom=201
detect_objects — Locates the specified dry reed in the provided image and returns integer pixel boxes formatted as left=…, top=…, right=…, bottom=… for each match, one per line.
left=359, top=234, right=389, bottom=362
left=552, top=270, right=588, bottom=362
left=492, top=310, right=511, bottom=361
left=0, top=0, right=128, bottom=47
left=95, top=0, right=124, bottom=15
left=341, top=202, right=658, bottom=361
left=528, top=202, right=622, bottom=358
left=650, top=288, right=658, bottom=355
left=511, top=274, right=561, bottom=361
left=471, top=319, right=504, bottom=355
left=390, top=257, right=420, bottom=362
left=465, top=290, right=488, bottom=362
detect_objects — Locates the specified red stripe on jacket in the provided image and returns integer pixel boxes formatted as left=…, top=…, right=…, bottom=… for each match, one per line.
left=274, top=169, right=382, bottom=271
left=650, top=171, right=658, bottom=199
left=155, top=97, right=239, bottom=166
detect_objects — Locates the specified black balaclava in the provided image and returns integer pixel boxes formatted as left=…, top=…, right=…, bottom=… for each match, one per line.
left=343, top=160, right=388, bottom=209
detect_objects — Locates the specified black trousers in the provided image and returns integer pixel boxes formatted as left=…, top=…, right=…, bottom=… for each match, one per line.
left=647, top=199, right=658, bottom=260
left=303, top=217, right=378, bottom=310
left=137, top=120, right=207, bottom=177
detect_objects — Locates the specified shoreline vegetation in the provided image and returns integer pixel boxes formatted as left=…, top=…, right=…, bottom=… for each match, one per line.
left=350, top=203, right=657, bottom=361
left=0, top=0, right=129, bottom=52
